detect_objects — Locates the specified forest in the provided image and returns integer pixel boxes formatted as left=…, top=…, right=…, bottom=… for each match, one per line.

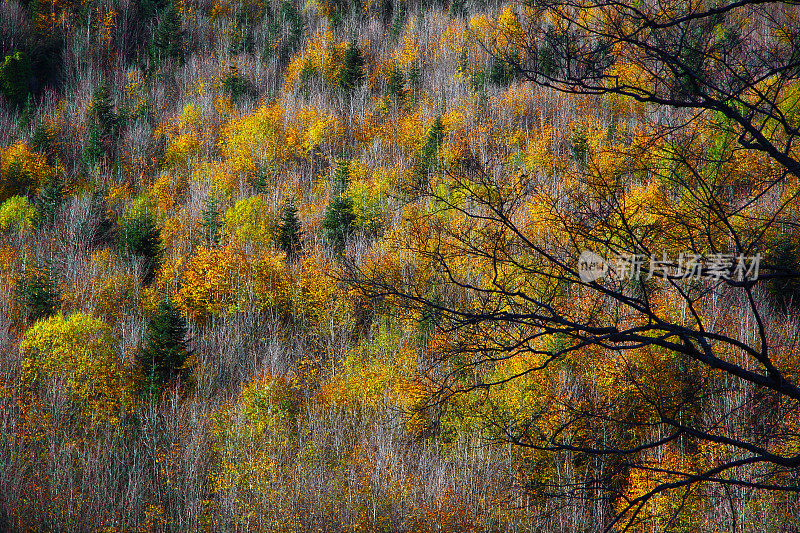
left=1, top=0, right=799, bottom=530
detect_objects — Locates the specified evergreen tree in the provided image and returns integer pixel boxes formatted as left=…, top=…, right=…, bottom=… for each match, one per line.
left=0, top=51, right=31, bottom=106
left=332, top=157, right=351, bottom=194
left=339, top=40, right=365, bottom=92
left=84, top=82, right=117, bottom=165
left=222, top=63, right=249, bottom=102
left=276, top=197, right=302, bottom=261
left=137, top=300, right=191, bottom=396
left=386, top=63, right=407, bottom=104
left=15, top=260, right=61, bottom=322
left=322, top=194, right=356, bottom=254
left=150, top=3, right=184, bottom=67
left=201, top=193, right=223, bottom=246
left=417, top=116, right=445, bottom=183
left=87, top=189, right=116, bottom=249
left=33, top=173, right=64, bottom=227
left=118, top=209, right=161, bottom=283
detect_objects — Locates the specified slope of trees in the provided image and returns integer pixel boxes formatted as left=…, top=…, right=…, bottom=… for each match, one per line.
left=0, top=0, right=798, bottom=531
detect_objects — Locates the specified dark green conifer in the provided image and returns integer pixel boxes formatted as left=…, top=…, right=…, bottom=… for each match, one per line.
left=118, top=209, right=162, bottom=284
left=417, top=116, right=445, bottom=181
left=322, top=194, right=356, bottom=254
left=33, top=172, right=64, bottom=227
left=387, top=63, right=407, bottom=104
left=339, top=41, right=365, bottom=92
left=137, top=300, right=191, bottom=396
left=0, top=51, right=31, bottom=106
left=15, top=260, right=61, bottom=322
left=84, top=82, right=117, bottom=165
left=150, top=3, right=184, bottom=66
left=276, top=197, right=302, bottom=261
left=201, top=193, right=223, bottom=246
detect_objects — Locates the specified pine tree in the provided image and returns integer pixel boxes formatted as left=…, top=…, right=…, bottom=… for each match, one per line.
left=87, top=189, right=116, bottom=249
left=137, top=300, right=191, bottom=397
left=118, top=209, right=161, bottom=284
left=332, top=157, right=351, bottom=194
left=416, top=116, right=445, bottom=185
left=33, top=173, right=64, bottom=227
left=0, top=51, right=31, bottom=106
left=339, top=40, right=365, bottom=92
left=386, top=63, right=407, bottom=104
left=322, top=194, right=356, bottom=254
left=150, top=3, right=184, bottom=67
left=276, top=197, right=302, bottom=261
left=201, top=193, right=223, bottom=246
left=15, top=260, right=61, bottom=322
left=84, top=82, right=117, bottom=165
left=222, top=63, right=249, bottom=102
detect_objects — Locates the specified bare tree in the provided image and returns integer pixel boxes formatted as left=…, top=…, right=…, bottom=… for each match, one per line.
left=349, top=0, right=800, bottom=529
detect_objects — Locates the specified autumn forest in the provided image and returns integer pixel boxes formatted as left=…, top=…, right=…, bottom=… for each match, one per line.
left=1, top=0, right=800, bottom=530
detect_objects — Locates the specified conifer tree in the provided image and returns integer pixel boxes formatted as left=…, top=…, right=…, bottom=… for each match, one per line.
left=0, top=51, right=31, bottom=106
left=87, top=189, right=116, bottom=249
left=150, top=3, right=184, bottom=67
left=15, top=260, right=61, bottom=322
left=386, top=63, right=407, bottom=104
left=416, top=115, right=445, bottom=188
left=201, top=193, right=223, bottom=246
left=33, top=173, right=64, bottom=227
left=322, top=195, right=356, bottom=254
left=137, top=300, right=191, bottom=397
left=339, top=40, right=365, bottom=92
left=276, top=197, right=302, bottom=261
left=118, top=209, right=161, bottom=284
left=84, top=81, right=117, bottom=165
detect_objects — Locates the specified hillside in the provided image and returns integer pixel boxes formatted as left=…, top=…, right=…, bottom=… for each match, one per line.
left=1, top=0, right=799, bottom=531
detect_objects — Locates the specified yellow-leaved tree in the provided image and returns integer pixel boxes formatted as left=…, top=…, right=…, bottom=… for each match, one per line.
left=19, top=312, right=130, bottom=427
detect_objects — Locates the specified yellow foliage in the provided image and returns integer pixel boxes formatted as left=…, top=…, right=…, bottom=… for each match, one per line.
left=19, top=313, right=129, bottom=426
left=223, top=195, right=275, bottom=249
left=220, top=102, right=285, bottom=178
left=164, top=132, right=201, bottom=169
left=206, top=373, right=304, bottom=529
left=283, top=106, right=344, bottom=159
left=93, top=270, right=138, bottom=324
left=0, top=195, right=36, bottom=232
left=0, top=142, right=61, bottom=202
